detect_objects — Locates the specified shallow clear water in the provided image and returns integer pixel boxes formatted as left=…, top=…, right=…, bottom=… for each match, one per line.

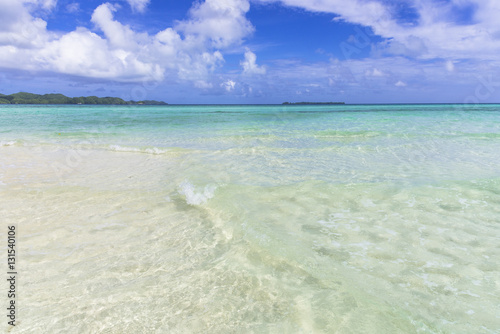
left=1, top=104, right=499, bottom=333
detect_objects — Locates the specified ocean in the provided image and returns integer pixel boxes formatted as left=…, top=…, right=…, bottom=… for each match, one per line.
left=1, top=104, right=499, bottom=333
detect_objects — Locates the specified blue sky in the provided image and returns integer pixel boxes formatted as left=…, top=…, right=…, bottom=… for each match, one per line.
left=1, top=0, right=500, bottom=104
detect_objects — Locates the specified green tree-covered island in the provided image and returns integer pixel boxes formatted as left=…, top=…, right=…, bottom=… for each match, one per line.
left=0, top=92, right=167, bottom=105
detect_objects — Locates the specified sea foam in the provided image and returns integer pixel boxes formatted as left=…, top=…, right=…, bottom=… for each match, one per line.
left=108, top=145, right=168, bottom=155
left=178, top=180, right=216, bottom=205
left=0, top=140, right=16, bottom=146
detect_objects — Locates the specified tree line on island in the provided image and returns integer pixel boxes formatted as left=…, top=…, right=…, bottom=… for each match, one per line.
left=0, top=92, right=167, bottom=105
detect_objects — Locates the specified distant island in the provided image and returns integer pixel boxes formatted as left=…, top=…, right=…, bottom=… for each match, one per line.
left=282, top=102, right=345, bottom=105
left=0, top=92, right=167, bottom=105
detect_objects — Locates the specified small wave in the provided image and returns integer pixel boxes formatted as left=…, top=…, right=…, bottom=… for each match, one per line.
left=178, top=180, right=216, bottom=205
left=108, top=145, right=169, bottom=155
left=0, top=141, right=16, bottom=147
left=315, top=130, right=382, bottom=138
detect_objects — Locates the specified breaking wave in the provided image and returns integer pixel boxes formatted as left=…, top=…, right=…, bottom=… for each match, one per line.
left=178, top=180, right=217, bottom=205
left=0, top=140, right=17, bottom=146
left=108, top=145, right=169, bottom=155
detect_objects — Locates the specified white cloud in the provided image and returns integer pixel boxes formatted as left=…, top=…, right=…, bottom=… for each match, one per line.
left=365, top=68, right=384, bottom=77
left=0, top=1, right=161, bottom=81
left=24, top=0, right=57, bottom=11
left=194, top=80, right=213, bottom=89
left=91, top=3, right=142, bottom=50
left=258, top=0, right=500, bottom=61
left=176, top=0, right=254, bottom=49
left=125, top=0, right=150, bottom=13
left=0, top=0, right=254, bottom=84
left=38, top=27, right=163, bottom=81
left=241, top=55, right=500, bottom=102
left=446, top=60, right=455, bottom=72
left=255, top=0, right=390, bottom=33
left=240, top=48, right=266, bottom=75
left=66, top=2, right=80, bottom=13
left=395, top=80, right=407, bottom=87
left=0, top=0, right=52, bottom=49
left=221, top=79, right=236, bottom=92
left=175, top=51, right=225, bottom=81
left=2, top=0, right=500, bottom=102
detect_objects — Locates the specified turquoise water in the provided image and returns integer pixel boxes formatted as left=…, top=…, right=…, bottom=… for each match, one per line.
left=1, top=104, right=499, bottom=333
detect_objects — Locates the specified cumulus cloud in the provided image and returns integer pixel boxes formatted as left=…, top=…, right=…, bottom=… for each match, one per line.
left=91, top=3, right=147, bottom=50
left=176, top=0, right=254, bottom=48
left=0, top=1, right=161, bottom=81
left=0, top=0, right=51, bottom=49
left=221, top=79, right=236, bottom=92
left=2, top=0, right=499, bottom=102
left=0, top=0, right=253, bottom=83
left=240, top=48, right=266, bottom=75
left=38, top=27, right=163, bottom=81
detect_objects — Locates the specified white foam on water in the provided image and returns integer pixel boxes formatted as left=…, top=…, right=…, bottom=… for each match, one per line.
left=0, top=140, right=16, bottom=146
left=144, top=147, right=169, bottom=154
left=424, top=261, right=454, bottom=268
left=108, top=145, right=169, bottom=155
left=178, top=180, right=217, bottom=205
left=460, top=291, right=481, bottom=298
left=405, top=197, right=416, bottom=207
left=109, top=145, right=141, bottom=153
